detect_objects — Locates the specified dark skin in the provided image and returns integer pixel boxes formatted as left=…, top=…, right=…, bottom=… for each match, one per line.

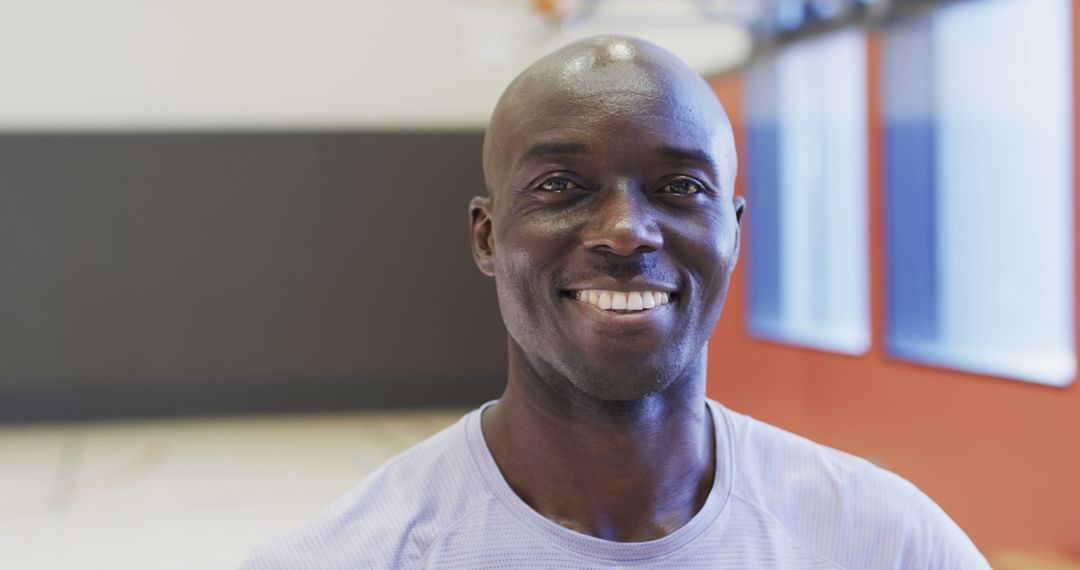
left=468, top=36, right=745, bottom=542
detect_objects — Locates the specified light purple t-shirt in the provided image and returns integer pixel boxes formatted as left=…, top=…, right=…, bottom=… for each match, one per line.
left=243, top=400, right=989, bottom=569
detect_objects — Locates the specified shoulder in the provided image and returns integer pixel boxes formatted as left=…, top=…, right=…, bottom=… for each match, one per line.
left=716, top=404, right=989, bottom=569
left=242, top=409, right=491, bottom=570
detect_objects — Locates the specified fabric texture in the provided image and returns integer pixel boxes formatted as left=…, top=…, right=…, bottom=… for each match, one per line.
left=243, top=400, right=990, bottom=569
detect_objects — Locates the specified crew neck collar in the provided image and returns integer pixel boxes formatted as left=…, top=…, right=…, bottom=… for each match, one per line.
left=464, top=399, right=734, bottom=562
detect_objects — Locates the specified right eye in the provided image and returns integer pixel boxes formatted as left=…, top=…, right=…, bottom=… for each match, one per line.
left=536, top=177, right=581, bottom=193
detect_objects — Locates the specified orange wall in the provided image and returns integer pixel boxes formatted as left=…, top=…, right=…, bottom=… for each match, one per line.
left=706, top=30, right=1080, bottom=556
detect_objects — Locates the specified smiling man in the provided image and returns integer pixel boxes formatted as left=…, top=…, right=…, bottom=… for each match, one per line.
left=244, top=36, right=989, bottom=569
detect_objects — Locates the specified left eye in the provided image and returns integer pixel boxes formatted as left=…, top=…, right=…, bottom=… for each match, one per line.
left=537, top=177, right=581, bottom=193
left=662, top=179, right=706, bottom=196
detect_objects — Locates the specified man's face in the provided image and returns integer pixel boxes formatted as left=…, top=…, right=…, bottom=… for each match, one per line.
left=474, top=45, right=742, bottom=401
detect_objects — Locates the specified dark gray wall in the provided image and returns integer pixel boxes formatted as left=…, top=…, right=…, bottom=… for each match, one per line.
left=0, top=132, right=507, bottom=422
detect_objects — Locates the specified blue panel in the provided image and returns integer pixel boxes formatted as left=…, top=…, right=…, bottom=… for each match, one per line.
left=743, top=31, right=870, bottom=355
left=746, top=124, right=782, bottom=329
left=881, top=0, right=1075, bottom=386
left=883, top=121, right=937, bottom=343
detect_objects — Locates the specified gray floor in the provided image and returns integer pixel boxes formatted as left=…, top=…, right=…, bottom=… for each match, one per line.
left=0, top=409, right=465, bottom=569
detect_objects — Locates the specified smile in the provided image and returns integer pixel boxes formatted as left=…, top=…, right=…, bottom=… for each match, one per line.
left=569, top=290, right=674, bottom=312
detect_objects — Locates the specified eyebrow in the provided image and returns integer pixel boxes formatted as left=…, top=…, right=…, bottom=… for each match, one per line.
left=520, top=142, right=590, bottom=163
left=657, top=145, right=717, bottom=167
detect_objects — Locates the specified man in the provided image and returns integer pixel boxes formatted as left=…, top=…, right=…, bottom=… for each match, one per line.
left=244, top=36, right=989, bottom=569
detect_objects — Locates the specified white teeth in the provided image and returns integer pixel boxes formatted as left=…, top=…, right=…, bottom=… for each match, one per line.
left=571, top=289, right=673, bottom=312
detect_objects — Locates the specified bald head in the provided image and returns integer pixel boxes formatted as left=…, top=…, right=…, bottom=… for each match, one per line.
left=482, top=35, right=737, bottom=200
left=468, top=35, right=745, bottom=403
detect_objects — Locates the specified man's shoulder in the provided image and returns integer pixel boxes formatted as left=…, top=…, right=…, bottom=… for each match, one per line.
left=721, top=404, right=898, bottom=497
left=242, top=408, right=491, bottom=570
left=718, top=404, right=988, bottom=569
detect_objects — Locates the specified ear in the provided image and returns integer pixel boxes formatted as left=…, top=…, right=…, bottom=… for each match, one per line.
left=732, top=195, right=746, bottom=261
left=733, top=195, right=746, bottom=225
left=469, top=195, right=495, bottom=277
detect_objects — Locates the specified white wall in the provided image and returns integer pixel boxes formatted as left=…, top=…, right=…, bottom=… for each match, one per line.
left=0, top=0, right=751, bottom=130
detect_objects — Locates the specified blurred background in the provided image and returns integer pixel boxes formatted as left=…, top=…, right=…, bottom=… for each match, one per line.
left=1, top=0, right=1077, bottom=568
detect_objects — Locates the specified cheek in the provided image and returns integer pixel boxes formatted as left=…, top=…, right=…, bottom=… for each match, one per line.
left=708, top=206, right=741, bottom=254
left=709, top=229, right=739, bottom=295
left=493, top=248, right=539, bottom=315
left=491, top=225, right=562, bottom=324
left=711, top=230, right=740, bottom=283
left=675, top=215, right=739, bottom=313
left=492, top=212, right=581, bottom=286
left=491, top=238, right=572, bottom=361
left=682, top=210, right=738, bottom=265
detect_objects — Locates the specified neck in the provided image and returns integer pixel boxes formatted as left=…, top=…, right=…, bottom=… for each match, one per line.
left=481, top=343, right=716, bottom=542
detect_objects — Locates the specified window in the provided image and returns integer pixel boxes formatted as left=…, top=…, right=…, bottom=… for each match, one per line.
left=745, top=30, right=870, bottom=354
left=882, top=0, right=1075, bottom=386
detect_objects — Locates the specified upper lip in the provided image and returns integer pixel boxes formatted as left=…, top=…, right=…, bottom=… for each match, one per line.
left=563, top=279, right=679, bottom=294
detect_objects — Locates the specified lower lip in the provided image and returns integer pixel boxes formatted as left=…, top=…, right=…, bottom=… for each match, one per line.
left=565, top=295, right=675, bottom=327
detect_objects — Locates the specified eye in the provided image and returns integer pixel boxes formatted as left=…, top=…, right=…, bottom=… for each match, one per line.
left=661, top=178, right=706, bottom=196
left=536, top=177, right=581, bottom=193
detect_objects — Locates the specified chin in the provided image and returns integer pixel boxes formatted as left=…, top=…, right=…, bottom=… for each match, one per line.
left=566, top=364, right=679, bottom=402
left=559, top=341, right=707, bottom=403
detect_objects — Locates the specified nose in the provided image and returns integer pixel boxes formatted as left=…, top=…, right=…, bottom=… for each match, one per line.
left=581, top=183, right=663, bottom=256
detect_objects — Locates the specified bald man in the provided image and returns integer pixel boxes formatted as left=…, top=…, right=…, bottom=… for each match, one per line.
left=244, top=36, right=989, bottom=569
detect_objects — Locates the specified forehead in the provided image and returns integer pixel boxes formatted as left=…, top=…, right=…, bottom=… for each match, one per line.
left=499, top=59, right=728, bottom=168
left=513, top=96, right=719, bottom=158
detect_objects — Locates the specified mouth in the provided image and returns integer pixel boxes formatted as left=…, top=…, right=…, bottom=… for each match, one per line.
left=561, top=289, right=678, bottom=314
